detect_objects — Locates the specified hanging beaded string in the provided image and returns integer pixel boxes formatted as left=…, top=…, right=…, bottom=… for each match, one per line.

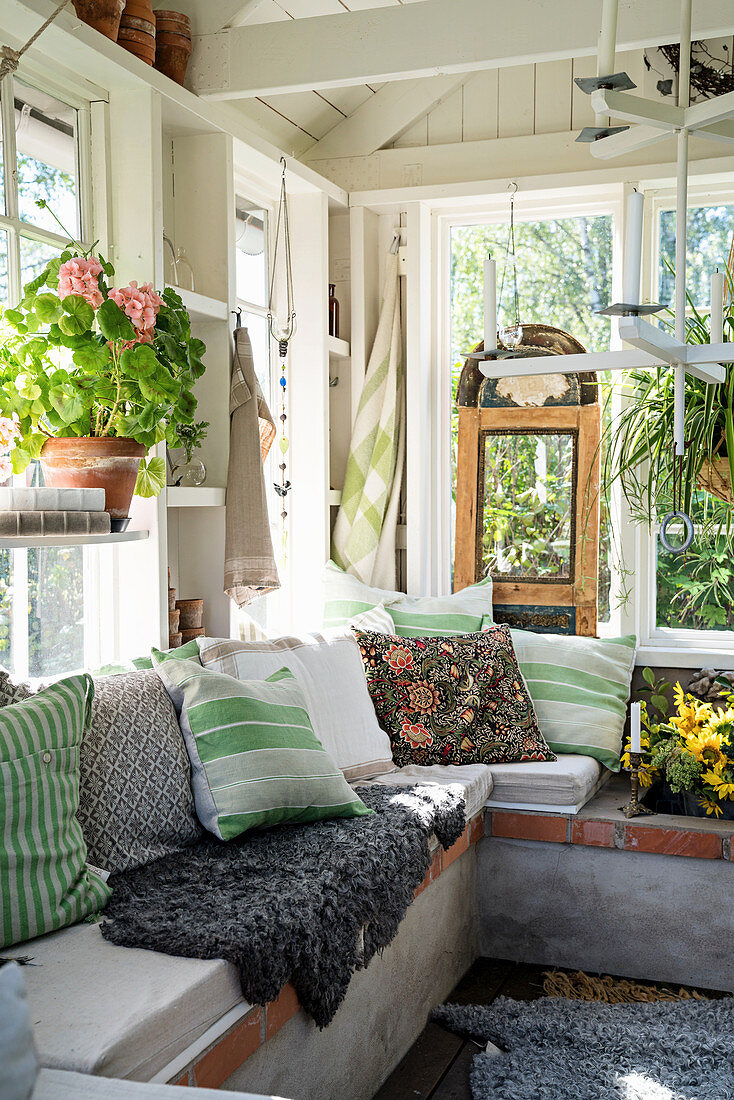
left=267, top=158, right=296, bottom=565
left=497, top=182, right=522, bottom=346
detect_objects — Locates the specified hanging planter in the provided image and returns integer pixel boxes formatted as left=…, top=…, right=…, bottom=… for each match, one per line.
left=696, top=457, right=734, bottom=506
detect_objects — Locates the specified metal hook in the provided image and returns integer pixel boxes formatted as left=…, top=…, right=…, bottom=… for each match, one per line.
left=507, top=181, right=519, bottom=195
left=280, top=156, right=287, bottom=177
left=231, top=307, right=242, bottom=330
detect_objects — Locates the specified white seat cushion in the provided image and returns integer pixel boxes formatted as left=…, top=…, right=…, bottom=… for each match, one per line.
left=486, top=755, right=606, bottom=813
left=360, top=763, right=493, bottom=821
left=32, top=1068, right=287, bottom=1099
left=5, top=922, right=244, bottom=1081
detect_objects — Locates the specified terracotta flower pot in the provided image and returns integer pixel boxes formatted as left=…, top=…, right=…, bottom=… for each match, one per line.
left=181, top=627, right=204, bottom=643
left=155, top=37, right=192, bottom=84
left=72, top=0, right=126, bottom=39
left=168, top=632, right=183, bottom=649
left=40, top=437, right=145, bottom=522
left=175, top=598, right=203, bottom=630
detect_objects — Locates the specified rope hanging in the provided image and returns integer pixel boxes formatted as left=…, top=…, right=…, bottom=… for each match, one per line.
left=0, top=0, right=70, bottom=80
left=267, top=158, right=296, bottom=565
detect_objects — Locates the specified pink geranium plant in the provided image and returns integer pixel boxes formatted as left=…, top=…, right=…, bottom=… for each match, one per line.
left=0, top=201, right=208, bottom=498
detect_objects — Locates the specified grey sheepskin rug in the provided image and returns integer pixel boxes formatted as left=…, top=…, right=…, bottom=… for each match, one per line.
left=101, top=783, right=464, bottom=1027
left=432, top=997, right=734, bottom=1099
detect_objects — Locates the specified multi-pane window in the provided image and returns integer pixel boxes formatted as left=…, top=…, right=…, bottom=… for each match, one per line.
left=0, top=73, right=90, bottom=678
left=449, top=212, right=614, bottom=619
left=655, top=202, right=734, bottom=636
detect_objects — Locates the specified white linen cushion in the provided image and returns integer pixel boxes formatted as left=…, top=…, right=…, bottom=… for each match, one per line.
left=3, top=922, right=243, bottom=1082
left=198, top=633, right=395, bottom=783
left=507, top=628, right=637, bottom=772
left=323, top=560, right=493, bottom=634
left=32, top=1069, right=283, bottom=1099
left=0, top=962, right=39, bottom=1100
left=487, top=755, right=605, bottom=813
left=361, top=763, right=493, bottom=821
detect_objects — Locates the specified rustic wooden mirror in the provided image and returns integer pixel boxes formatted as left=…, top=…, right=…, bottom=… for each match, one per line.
left=454, top=324, right=601, bottom=636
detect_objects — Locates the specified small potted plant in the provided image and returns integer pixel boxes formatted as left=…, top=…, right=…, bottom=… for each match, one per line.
left=0, top=203, right=208, bottom=529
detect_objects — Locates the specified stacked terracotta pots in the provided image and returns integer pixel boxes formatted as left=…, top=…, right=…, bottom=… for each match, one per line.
left=72, top=0, right=126, bottom=40
left=154, top=10, right=192, bottom=85
left=118, top=0, right=156, bottom=65
left=176, top=598, right=204, bottom=644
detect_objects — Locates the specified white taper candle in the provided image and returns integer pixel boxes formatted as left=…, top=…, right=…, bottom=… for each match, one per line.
left=622, top=189, right=644, bottom=305
left=630, top=701, right=642, bottom=755
left=711, top=269, right=724, bottom=345
left=483, top=255, right=497, bottom=353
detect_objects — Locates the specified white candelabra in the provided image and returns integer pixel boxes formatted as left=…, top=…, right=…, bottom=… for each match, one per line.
left=472, top=0, right=730, bottom=553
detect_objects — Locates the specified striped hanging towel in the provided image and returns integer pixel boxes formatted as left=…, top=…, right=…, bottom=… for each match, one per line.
left=332, top=252, right=404, bottom=587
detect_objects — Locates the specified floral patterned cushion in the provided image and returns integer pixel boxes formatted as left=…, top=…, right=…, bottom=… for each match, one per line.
left=353, top=625, right=556, bottom=768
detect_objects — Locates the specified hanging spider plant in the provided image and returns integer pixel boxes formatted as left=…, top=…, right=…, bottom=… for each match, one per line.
left=600, top=263, right=734, bottom=534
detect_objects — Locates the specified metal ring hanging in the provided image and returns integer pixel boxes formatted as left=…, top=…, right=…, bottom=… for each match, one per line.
left=658, top=511, right=694, bottom=554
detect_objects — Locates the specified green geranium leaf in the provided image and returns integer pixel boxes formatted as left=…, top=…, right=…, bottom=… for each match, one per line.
left=49, top=384, right=90, bottom=425
left=174, top=390, right=197, bottom=423
left=139, top=372, right=179, bottom=404
left=10, top=447, right=30, bottom=474
left=59, top=294, right=94, bottom=336
left=25, top=432, right=47, bottom=460
left=34, top=294, right=63, bottom=324
left=120, top=343, right=159, bottom=378
left=45, top=258, right=62, bottom=289
left=97, top=298, right=135, bottom=342
left=3, top=309, right=26, bottom=330
left=134, top=455, right=166, bottom=498
left=72, top=341, right=111, bottom=373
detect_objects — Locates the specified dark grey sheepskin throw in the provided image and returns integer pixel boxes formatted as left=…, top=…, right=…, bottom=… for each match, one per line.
left=101, top=783, right=465, bottom=1027
left=432, top=996, right=734, bottom=1099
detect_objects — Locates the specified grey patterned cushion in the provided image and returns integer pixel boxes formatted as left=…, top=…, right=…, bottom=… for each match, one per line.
left=0, top=667, right=33, bottom=707
left=78, top=670, right=202, bottom=874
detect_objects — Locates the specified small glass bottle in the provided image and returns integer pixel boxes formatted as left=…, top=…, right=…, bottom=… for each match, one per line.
left=328, top=283, right=339, bottom=339
left=175, top=248, right=195, bottom=293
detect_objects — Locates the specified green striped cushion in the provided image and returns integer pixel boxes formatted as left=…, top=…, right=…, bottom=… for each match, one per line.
left=506, top=627, right=637, bottom=771
left=323, top=560, right=493, bottom=635
left=94, top=637, right=202, bottom=676
left=153, top=657, right=372, bottom=841
left=0, top=675, right=112, bottom=948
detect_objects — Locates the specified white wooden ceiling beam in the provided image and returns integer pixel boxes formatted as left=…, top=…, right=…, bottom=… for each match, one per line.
left=303, top=75, right=466, bottom=161
left=187, top=0, right=733, bottom=100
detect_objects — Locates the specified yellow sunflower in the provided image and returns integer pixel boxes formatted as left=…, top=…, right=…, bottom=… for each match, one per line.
left=702, top=769, right=734, bottom=800
left=685, top=729, right=726, bottom=770
left=697, top=796, right=724, bottom=818
left=669, top=685, right=712, bottom=738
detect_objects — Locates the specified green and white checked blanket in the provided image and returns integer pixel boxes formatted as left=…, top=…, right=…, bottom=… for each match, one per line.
left=332, top=252, right=404, bottom=587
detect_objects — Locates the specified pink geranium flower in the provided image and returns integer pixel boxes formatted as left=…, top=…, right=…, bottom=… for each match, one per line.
left=0, top=455, right=12, bottom=483
left=108, top=281, right=163, bottom=344
left=58, top=256, right=104, bottom=310
left=0, top=415, right=20, bottom=450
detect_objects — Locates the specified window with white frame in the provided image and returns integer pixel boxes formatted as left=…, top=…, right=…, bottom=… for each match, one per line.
left=232, top=195, right=279, bottom=637
left=447, top=202, right=615, bottom=621
left=0, top=73, right=93, bottom=679
left=650, top=195, right=734, bottom=640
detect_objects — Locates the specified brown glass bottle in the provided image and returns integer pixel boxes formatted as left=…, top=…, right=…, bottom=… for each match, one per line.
left=328, top=283, right=339, bottom=338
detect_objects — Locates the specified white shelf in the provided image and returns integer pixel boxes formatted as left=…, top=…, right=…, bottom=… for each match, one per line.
left=0, top=530, right=149, bottom=550
left=328, top=336, right=351, bottom=359
left=165, top=286, right=229, bottom=324
left=167, top=487, right=226, bottom=508
left=328, top=490, right=343, bottom=506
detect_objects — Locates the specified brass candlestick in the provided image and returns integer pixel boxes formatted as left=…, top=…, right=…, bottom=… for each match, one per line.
left=620, top=751, right=655, bottom=819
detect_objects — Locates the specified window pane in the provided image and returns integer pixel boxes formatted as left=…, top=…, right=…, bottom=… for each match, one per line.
left=0, top=550, right=13, bottom=671
left=15, top=81, right=79, bottom=238
left=20, top=236, right=60, bottom=291
left=481, top=431, right=575, bottom=581
left=28, top=547, right=84, bottom=677
left=659, top=205, right=734, bottom=310
left=0, top=228, right=9, bottom=305
left=235, top=201, right=267, bottom=307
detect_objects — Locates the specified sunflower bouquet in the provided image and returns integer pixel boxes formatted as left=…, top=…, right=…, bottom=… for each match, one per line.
left=622, top=673, right=734, bottom=818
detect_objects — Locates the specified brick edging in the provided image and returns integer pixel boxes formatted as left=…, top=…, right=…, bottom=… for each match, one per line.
left=486, top=809, right=734, bottom=861
left=173, top=813, right=484, bottom=1088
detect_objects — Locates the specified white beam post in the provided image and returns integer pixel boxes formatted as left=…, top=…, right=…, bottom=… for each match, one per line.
left=405, top=201, right=433, bottom=595
left=187, top=0, right=733, bottom=100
